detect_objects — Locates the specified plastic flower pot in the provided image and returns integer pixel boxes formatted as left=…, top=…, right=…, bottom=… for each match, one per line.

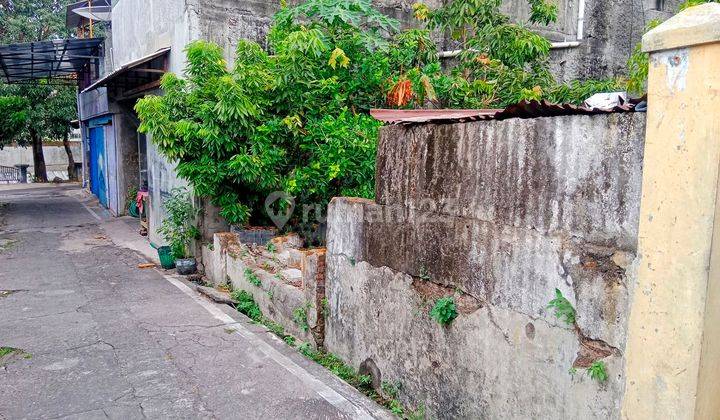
left=157, top=246, right=176, bottom=269
left=175, top=258, right=197, bottom=275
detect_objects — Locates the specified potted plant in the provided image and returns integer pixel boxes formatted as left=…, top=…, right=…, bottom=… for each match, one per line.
left=158, top=187, right=200, bottom=274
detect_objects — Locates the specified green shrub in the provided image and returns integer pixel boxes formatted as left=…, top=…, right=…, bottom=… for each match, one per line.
left=157, top=187, right=200, bottom=259
left=430, top=297, right=458, bottom=325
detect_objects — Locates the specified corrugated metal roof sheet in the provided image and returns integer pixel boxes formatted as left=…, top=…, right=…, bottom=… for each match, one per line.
left=370, top=99, right=641, bottom=125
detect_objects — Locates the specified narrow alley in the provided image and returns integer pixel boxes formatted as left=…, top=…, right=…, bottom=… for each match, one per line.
left=0, top=184, right=388, bottom=419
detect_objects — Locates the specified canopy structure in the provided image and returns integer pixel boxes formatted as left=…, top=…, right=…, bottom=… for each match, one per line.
left=0, top=38, right=104, bottom=85
left=66, top=0, right=112, bottom=29
left=81, top=48, right=170, bottom=99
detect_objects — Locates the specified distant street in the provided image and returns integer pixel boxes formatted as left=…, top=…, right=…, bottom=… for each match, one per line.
left=0, top=184, right=387, bottom=420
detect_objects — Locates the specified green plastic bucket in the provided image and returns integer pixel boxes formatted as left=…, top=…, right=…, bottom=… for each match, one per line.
left=157, top=246, right=175, bottom=269
left=128, top=200, right=140, bottom=218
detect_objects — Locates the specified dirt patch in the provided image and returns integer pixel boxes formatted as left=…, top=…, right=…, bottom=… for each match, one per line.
left=58, top=228, right=111, bottom=253
left=573, top=336, right=621, bottom=368
left=411, top=278, right=482, bottom=315
left=0, top=290, right=26, bottom=298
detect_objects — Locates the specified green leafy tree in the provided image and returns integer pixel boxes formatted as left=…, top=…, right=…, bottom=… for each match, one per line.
left=0, top=0, right=79, bottom=182
left=408, top=0, right=622, bottom=107
left=0, top=96, right=29, bottom=148
left=137, top=0, right=402, bottom=229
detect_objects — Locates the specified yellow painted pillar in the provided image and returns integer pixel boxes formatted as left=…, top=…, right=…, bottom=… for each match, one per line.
left=622, top=4, right=720, bottom=420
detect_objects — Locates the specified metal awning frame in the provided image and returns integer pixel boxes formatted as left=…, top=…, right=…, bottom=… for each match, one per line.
left=0, top=38, right=104, bottom=84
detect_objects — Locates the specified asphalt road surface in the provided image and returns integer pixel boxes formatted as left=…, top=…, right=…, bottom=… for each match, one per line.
left=0, top=184, right=388, bottom=420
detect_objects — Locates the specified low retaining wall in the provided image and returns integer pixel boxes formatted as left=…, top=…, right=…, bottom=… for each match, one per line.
left=203, top=232, right=327, bottom=347
left=324, top=112, right=647, bottom=419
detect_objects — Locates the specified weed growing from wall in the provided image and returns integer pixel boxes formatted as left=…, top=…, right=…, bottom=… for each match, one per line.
left=232, top=290, right=263, bottom=322
left=297, top=343, right=422, bottom=417
left=231, top=289, right=299, bottom=347
left=587, top=361, right=608, bottom=383
left=244, top=268, right=262, bottom=287
left=321, top=297, right=330, bottom=318
left=293, top=304, right=310, bottom=332
left=548, top=289, right=613, bottom=385
left=430, top=297, right=458, bottom=325
left=547, top=288, right=576, bottom=326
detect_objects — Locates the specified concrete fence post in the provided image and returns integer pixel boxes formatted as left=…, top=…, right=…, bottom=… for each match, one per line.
left=622, top=4, right=720, bottom=419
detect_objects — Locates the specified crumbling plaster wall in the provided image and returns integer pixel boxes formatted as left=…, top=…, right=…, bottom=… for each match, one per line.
left=193, top=0, right=445, bottom=63
left=325, top=112, right=647, bottom=419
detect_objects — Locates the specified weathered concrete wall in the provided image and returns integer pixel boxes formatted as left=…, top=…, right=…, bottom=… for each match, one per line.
left=203, top=233, right=327, bottom=347
left=325, top=112, right=647, bottom=419
left=549, top=0, right=685, bottom=81
left=0, top=143, right=82, bottom=177
left=111, top=0, right=193, bottom=75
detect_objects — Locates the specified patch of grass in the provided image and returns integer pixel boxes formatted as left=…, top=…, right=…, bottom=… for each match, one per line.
left=224, top=328, right=236, bottom=334
left=266, top=288, right=274, bottom=299
left=548, top=288, right=576, bottom=325
left=266, top=242, right=277, bottom=253
left=0, top=347, right=19, bottom=358
left=264, top=319, right=285, bottom=337
left=244, top=268, right=262, bottom=287
left=297, top=343, right=423, bottom=418
left=0, top=346, right=29, bottom=365
left=298, top=344, right=369, bottom=388
left=284, top=335, right=296, bottom=347
left=382, top=381, right=401, bottom=399
left=430, top=297, right=458, bottom=325
left=406, top=405, right=427, bottom=420
left=588, top=361, right=609, bottom=383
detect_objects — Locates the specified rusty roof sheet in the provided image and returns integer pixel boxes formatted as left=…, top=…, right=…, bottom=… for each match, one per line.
left=370, top=99, right=640, bottom=125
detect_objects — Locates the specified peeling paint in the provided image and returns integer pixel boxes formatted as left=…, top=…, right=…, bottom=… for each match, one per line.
left=654, top=49, right=690, bottom=92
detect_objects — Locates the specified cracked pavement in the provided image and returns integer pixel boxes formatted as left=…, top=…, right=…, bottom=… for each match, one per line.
left=0, top=184, right=389, bottom=420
